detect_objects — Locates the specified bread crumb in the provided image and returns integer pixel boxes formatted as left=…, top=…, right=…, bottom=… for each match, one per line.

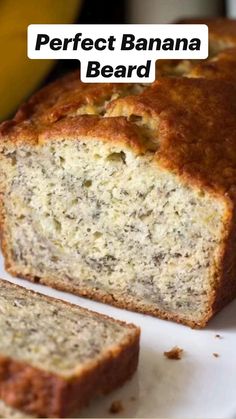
left=109, top=400, right=124, bottom=414
left=215, top=334, right=223, bottom=339
left=213, top=352, right=220, bottom=358
left=164, top=346, right=183, bottom=360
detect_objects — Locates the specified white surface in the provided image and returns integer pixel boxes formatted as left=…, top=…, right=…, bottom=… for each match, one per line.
left=0, top=251, right=236, bottom=418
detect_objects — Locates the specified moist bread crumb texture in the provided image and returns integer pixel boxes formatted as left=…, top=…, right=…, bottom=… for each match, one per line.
left=0, top=279, right=139, bottom=417
left=1, top=19, right=236, bottom=329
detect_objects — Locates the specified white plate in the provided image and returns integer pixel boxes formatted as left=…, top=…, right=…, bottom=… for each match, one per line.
left=0, top=251, right=236, bottom=419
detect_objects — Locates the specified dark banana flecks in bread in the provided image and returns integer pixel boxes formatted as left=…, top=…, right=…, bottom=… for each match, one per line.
left=1, top=19, right=236, bottom=329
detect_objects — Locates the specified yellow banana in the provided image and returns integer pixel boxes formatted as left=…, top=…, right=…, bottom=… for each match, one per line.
left=0, top=0, right=81, bottom=121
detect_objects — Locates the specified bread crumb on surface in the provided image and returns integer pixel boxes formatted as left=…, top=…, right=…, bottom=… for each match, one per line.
left=215, top=334, right=223, bottom=339
left=109, top=400, right=124, bottom=414
left=213, top=352, right=220, bottom=357
left=164, top=346, right=184, bottom=360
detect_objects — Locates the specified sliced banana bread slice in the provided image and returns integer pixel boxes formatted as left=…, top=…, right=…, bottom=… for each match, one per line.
left=0, top=279, right=140, bottom=418
left=1, top=74, right=236, bottom=328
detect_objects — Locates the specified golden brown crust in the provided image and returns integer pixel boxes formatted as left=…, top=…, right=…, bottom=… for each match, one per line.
left=188, top=47, right=236, bottom=82
left=2, top=77, right=236, bottom=328
left=108, top=77, right=236, bottom=195
left=0, top=279, right=140, bottom=333
left=109, top=400, right=124, bottom=414
left=2, top=267, right=210, bottom=328
left=163, top=346, right=183, bottom=360
left=3, top=75, right=236, bottom=195
left=2, top=78, right=236, bottom=329
left=179, top=18, right=236, bottom=50
left=0, top=280, right=140, bottom=417
left=0, top=71, right=136, bottom=147
left=39, top=115, right=145, bottom=154
left=157, top=19, right=236, bottom=78
left=211, top=200, right=236, bottom=317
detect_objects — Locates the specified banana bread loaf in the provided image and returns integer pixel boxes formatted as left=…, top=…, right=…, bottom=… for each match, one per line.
left=0, top=278, right=139, bottom=417
left=1, top=19, right=236, bottom=328
left=157, top=18, right=236, bottom=78
left=0, top=399, right=32, bottom=418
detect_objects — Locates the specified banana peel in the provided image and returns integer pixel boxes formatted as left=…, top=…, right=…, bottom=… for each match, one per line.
left=0, top=0, right=81, bottom=121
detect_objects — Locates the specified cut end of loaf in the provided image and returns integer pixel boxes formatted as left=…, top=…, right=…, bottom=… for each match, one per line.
left=0, top=135, right=229, bottom=327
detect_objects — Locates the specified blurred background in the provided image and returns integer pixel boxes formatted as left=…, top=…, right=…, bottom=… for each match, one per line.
left=1, top=0, right=235, bottom=121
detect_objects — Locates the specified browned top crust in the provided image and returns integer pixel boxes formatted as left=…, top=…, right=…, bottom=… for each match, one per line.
left=2, top=19, right=236, bottom=197
left=12, top=71, right=133, bottom=126
left=179, top=18, right=236, bottom=49
left=108, top=77, right=236, bottom=195
left=39, top=115, right=145, bottom=154
left=156, top=58, right=193, bottom=78
left=157, top=47, right=236, bottom=82
left=0, top=71, right=143, bottom=149
left=187, top=47, right=236, bottom=82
